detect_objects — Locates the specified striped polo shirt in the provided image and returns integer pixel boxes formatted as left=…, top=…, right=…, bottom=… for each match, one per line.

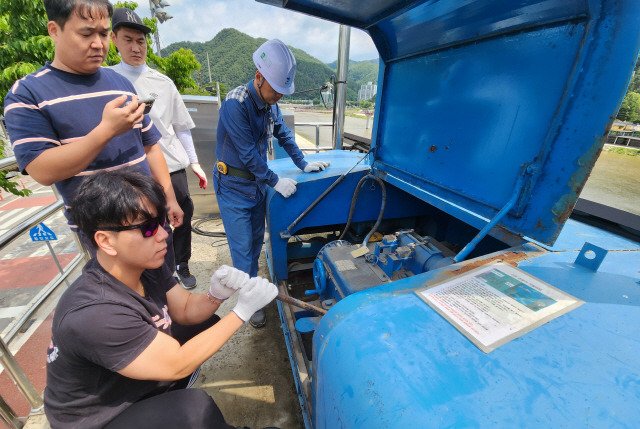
left=4, top=63, right=161, bottom=225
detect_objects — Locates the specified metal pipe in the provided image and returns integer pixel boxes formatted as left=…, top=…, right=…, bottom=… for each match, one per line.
left=293, top=122, right=332, bottom=152
left=280, top=151, right=369, bottom=239
left=0, top=156, right=17, bottom=172
left=0, top=395, right=23, bottom=429
left=50, top=186, right=90, bottom=263
left=299, top=147, right=334, bottom=153
left=0, top=200, right=63, bottom=250
left=149, top=0, right=162, bottom=56
left=332, top=25, right=350, bottom=150
left=0, top=337, right=43, bottom=412
left=216, top=82, right=221, bottom=109
left=454, top=173, right=527, bottom=262
left=4, top=254, right=83, bottom=344
left=276, top=293, right=327, bottom=316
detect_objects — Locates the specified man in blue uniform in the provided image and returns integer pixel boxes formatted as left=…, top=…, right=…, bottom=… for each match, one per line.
left=214, top=39, right=329, bottom=328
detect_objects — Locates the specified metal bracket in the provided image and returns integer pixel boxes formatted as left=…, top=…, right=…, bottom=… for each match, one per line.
left=574, top=242, right=608, bottom=271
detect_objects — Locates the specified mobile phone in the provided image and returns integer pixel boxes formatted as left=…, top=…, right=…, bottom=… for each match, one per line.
left=138, top=96, right=156, bottom=114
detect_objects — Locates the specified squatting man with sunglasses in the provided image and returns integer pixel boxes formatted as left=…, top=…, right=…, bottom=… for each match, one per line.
left=44, top=170, right=279, bottom=429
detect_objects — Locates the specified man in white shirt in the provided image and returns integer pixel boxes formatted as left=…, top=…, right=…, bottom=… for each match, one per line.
left=109, top=8, right=207, bottom=289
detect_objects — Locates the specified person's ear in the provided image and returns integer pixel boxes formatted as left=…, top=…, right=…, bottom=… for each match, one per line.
left=110, top=31, right=120, bottom=53
left=94, top=231, right=118, bottom=256
left=47, top=21, right=60, bottom=41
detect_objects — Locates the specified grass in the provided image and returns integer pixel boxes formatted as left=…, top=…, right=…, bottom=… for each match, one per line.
left=604, top=145, right=640, bottom=156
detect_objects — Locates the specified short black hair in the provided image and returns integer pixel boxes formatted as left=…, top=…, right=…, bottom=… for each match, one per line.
left=44, top=0, right=113, bottom=29
left=71, top=170, right=167, bottom=248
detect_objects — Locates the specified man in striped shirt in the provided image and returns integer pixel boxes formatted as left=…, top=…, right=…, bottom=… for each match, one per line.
left=3, top=0, right=183, bottom=235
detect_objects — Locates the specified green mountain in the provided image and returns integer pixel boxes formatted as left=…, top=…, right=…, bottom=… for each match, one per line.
left=327, top=59, right=379, bottom=101
left=162, top=28, right=379, bottom=101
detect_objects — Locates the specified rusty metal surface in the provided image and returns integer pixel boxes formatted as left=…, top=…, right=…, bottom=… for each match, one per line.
left=277, top=293, right=327, bottom=315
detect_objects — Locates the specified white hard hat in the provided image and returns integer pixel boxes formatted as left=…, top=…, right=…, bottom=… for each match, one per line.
left=253, top=39, right=296, bottom=95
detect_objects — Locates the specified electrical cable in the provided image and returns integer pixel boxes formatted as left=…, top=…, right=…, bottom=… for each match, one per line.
left=191, top=215, right=226, bottom=237
left=338, top=174, right=387, bottom=246
left=285, top=75, right=344, bottom=109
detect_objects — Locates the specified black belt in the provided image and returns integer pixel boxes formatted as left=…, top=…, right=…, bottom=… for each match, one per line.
left=216, top=161, right=255, bottom=181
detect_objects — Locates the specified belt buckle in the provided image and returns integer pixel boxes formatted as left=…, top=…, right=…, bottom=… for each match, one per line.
left=216, top=161, right=228, bottom=175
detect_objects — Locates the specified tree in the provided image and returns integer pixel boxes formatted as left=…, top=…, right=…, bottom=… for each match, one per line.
left=0, top=0, right=46, bottom=196
left=149, top=49, right=200, bottom=92
left=0, top=1, right=199, bottom=196
left=0, top=140, right=31, bottom=197
left=0, top=0, right=52, bottom=103
left=617, top=91, right=640, bottom=123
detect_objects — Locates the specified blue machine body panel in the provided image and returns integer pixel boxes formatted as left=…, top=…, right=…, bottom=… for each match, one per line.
left=258, top=0, right=640, bottom=427
left=265, top=0, right=640, bottom=246
left=311, top=229, right=640, bottom=428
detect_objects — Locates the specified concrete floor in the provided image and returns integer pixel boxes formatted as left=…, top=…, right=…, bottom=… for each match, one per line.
left=185, top=214, right=305, bottom=429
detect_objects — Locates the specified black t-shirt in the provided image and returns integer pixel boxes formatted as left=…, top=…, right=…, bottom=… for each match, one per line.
left=44, top=258, right=178, bottom=429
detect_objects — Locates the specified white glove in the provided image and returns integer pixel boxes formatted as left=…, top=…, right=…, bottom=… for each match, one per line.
left=232, top=277, right=278, bottom=322
left=191, top=163, right=207, bottom=189
left=209, top=265, right=250, bottom=300
left=303, top=161, right=330, bottom=173
left=273, top=177, right=297, bottom=198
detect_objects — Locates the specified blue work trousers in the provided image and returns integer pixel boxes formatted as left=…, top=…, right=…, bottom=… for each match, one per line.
left=214, top=174, right=266, bottom=277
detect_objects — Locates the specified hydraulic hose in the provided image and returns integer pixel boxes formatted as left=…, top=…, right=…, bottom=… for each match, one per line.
left=338, top=174, right=386, bottom=247
left=191, top=216, right=226, bottom=237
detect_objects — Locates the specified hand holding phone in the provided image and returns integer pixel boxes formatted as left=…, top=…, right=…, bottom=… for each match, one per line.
left=138, top=96, right=156, bottom=115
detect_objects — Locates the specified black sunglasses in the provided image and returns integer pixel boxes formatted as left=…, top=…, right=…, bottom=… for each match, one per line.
left=99, top=217, right=166, bottom=238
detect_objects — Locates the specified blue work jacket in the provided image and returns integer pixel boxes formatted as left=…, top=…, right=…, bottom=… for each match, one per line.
left=215, top=80, right=307, bottom=198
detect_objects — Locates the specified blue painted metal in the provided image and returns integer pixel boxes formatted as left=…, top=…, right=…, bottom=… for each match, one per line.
left=574, top=242, right=608, bottom=271
left=310, top=258, right=326, bottom=296
left=265, top=151, right=435, bottom=281
left=312, top=231, right=455, bottom=302
left=454, top=166, right=529, bottom=262
left=264, top=0, right=640, bottom=246
left=311, top=238, right=640, bottom=428
left=373, top=231, right=453, bottom=277
left=258, top=0, right=640, bottom=428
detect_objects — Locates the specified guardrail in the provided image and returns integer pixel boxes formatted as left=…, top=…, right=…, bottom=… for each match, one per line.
left=0, top=156, right=87, bottom=428
left=294, top=122, right=334, bottom=152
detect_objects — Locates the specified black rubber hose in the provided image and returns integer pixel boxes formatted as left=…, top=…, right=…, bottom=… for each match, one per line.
left=362, top=175, right=386, bottom=247
left=338, top=174, right=386, bottom=244
left=191, top=216, right=226, bottom=237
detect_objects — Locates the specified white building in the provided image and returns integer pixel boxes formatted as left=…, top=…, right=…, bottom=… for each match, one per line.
left=358, top=81, right=377, bottom=102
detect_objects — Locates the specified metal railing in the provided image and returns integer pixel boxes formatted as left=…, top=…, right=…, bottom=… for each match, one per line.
left=0, top=156, right=87, bottom=428
left=294, top=122, right=334, bottom=152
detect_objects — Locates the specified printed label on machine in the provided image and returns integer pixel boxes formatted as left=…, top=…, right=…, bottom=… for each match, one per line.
left=415, top=262, right=584, bottom=353
left=335, top=259, right=358, bottom=271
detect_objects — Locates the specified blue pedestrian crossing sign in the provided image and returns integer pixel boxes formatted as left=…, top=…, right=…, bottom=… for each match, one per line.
left=30, top=223, right=57, bottom=241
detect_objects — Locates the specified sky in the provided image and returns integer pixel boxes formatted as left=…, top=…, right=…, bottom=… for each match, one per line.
left=140, top=0, right=379, bottom=63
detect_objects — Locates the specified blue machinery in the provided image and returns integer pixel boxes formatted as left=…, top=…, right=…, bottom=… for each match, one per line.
left=259, top=1, right=640, bottom=427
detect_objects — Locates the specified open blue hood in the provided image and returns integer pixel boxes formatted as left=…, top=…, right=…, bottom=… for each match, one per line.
left=258, top=0, right=640, bottom=245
